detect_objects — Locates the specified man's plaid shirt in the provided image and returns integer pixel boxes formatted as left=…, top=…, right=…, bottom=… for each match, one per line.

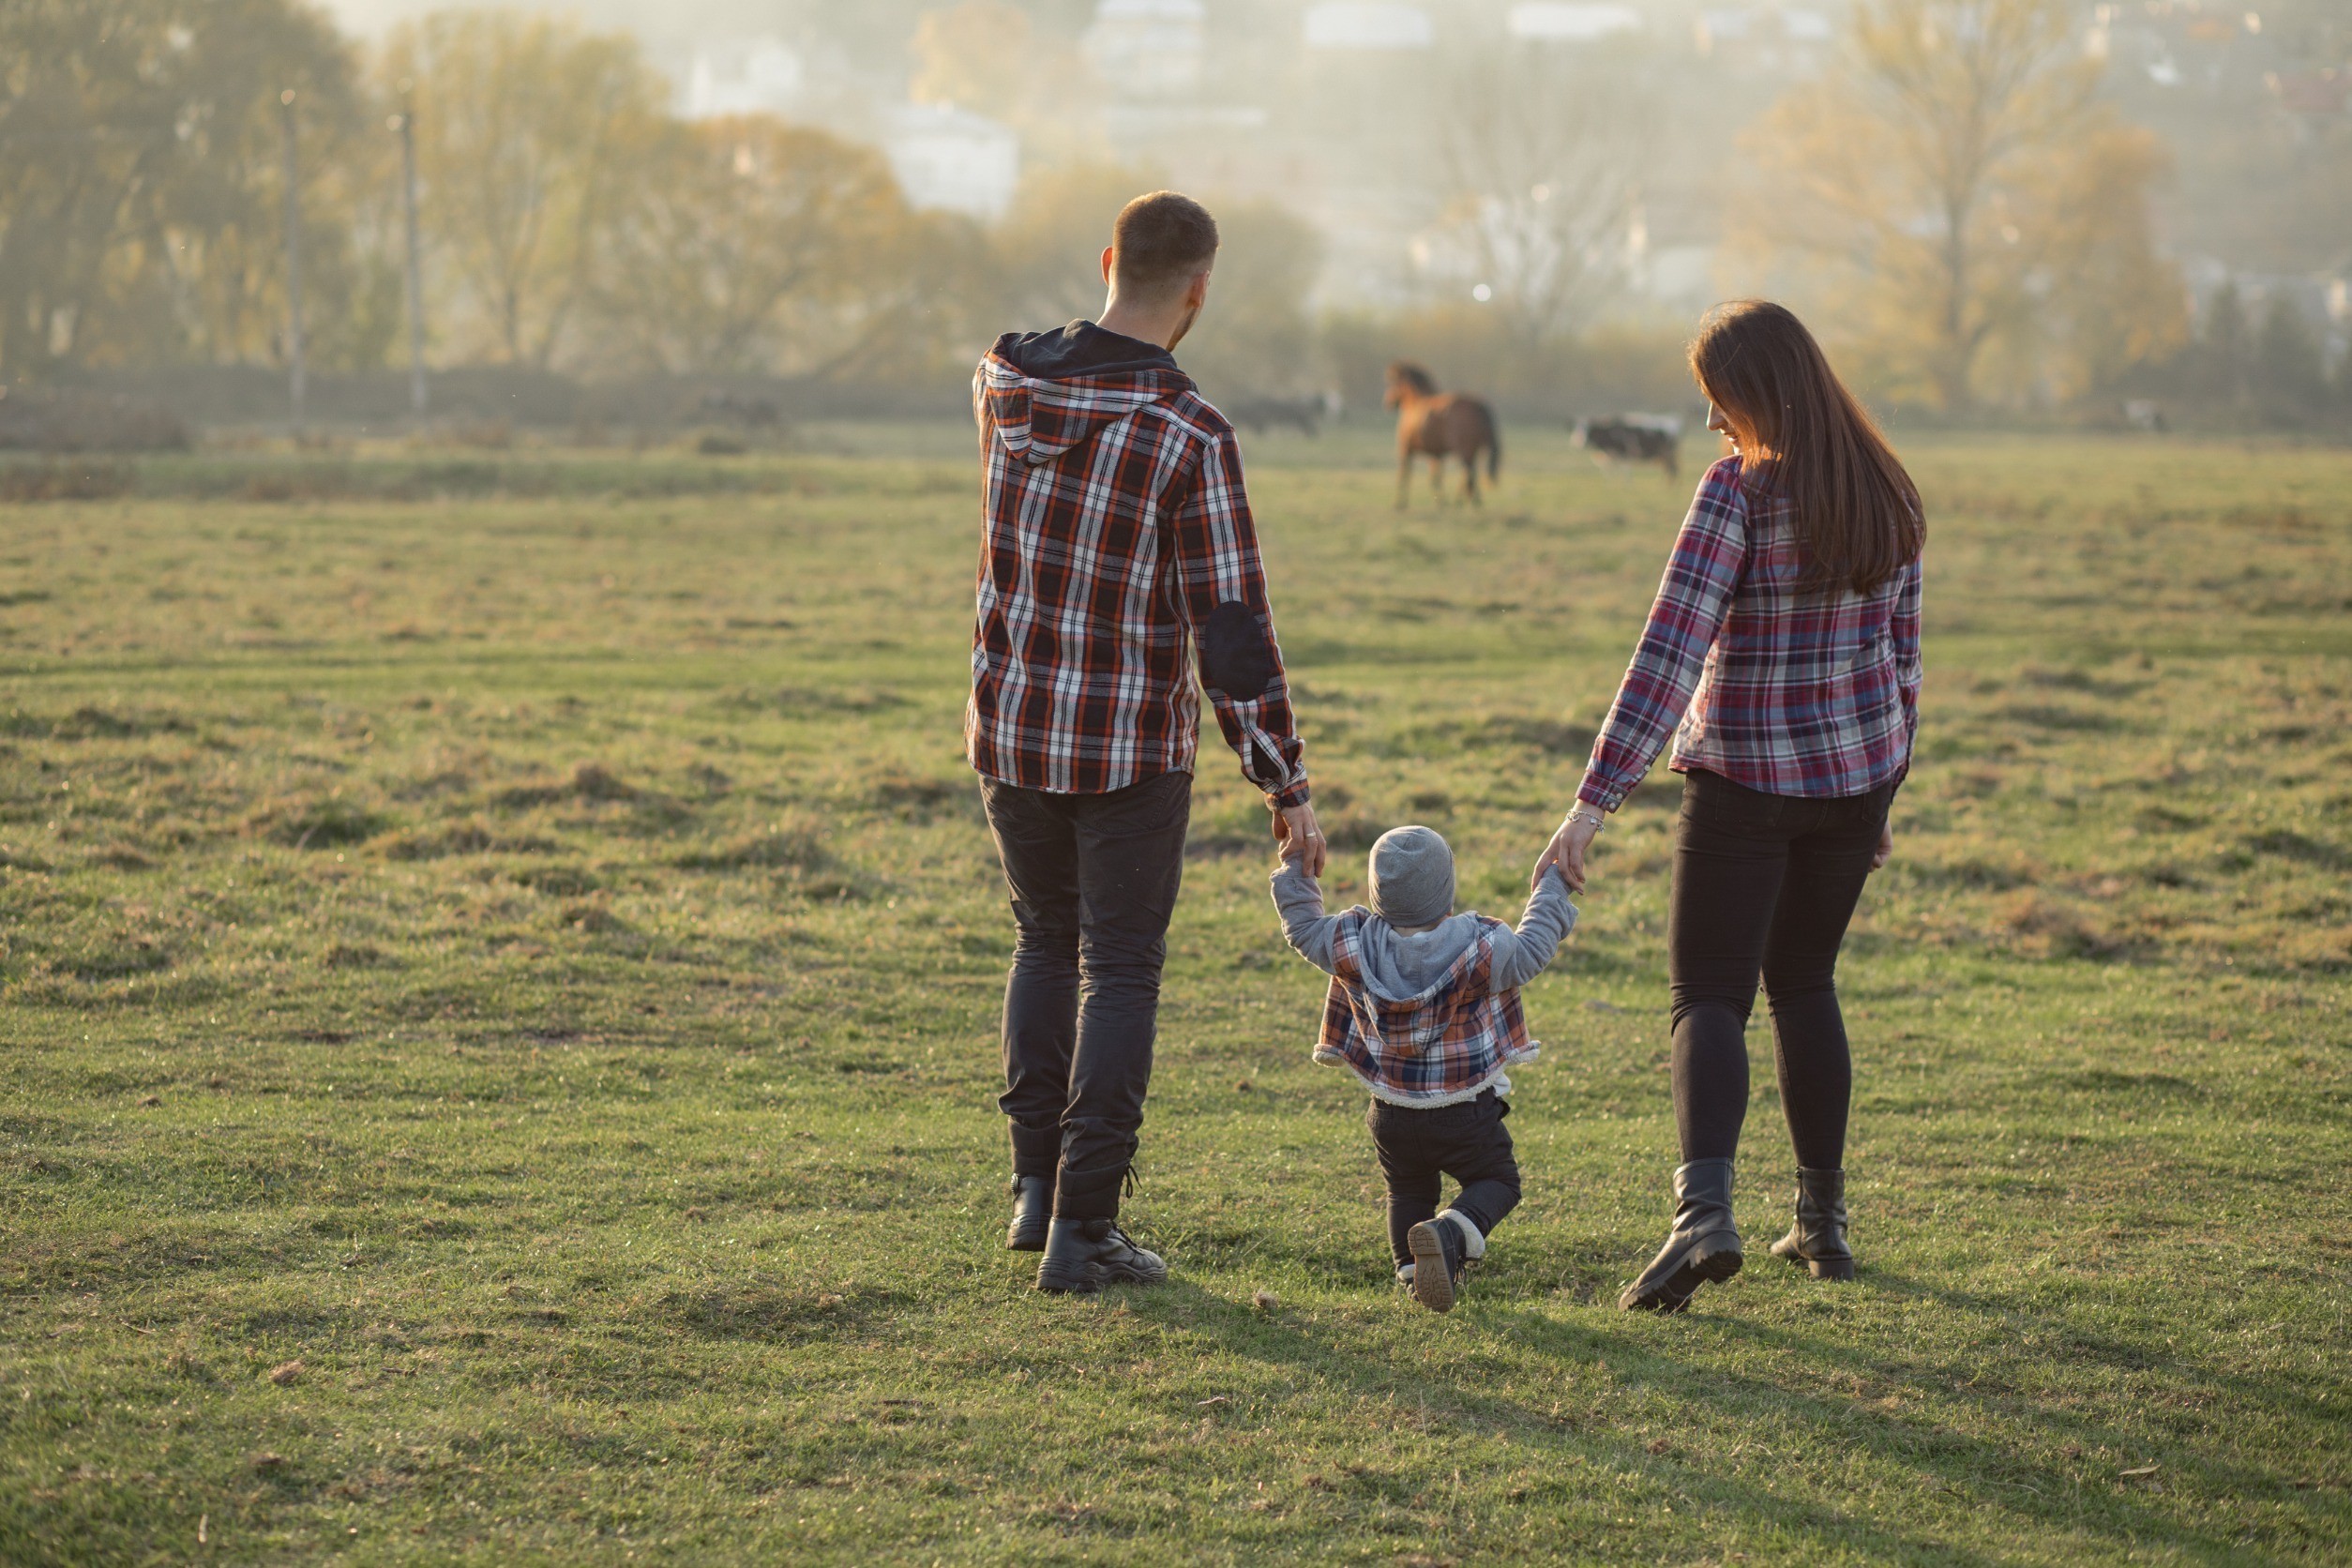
left=966, top=335, right=1309, bottom=806
left=1579, top=455, right=1922, bottom=811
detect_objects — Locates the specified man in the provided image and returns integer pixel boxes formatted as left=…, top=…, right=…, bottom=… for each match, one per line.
left=968, top=190, right=1326, bottom=1294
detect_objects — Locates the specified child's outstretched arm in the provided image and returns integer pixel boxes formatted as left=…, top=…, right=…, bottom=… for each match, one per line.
left=1488, top=864, right=1578, bottom=992
left=1271, top=854, right=1342, bottom=974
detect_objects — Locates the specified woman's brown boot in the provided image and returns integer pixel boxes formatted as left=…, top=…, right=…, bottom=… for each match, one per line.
left=1768, top=1167, right=1855, bottom=1280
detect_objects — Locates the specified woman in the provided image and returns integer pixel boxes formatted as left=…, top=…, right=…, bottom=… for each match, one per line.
left=1535, top=300, right=1923, bottom=1313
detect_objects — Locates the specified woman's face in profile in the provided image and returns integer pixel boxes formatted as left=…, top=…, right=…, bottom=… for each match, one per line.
left=1706, top=400, right=1740, bottom=453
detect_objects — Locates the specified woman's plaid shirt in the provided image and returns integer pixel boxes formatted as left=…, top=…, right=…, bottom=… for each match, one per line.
left=1311, top=911, right=1539, bottom=1108
left=1578, top=455, right=1922, bottom=811
left=967, top=346, right=1309, bottom=806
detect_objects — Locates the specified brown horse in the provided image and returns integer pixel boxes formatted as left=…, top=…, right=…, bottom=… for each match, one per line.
left=1384, top=362, right=1501, bottom=508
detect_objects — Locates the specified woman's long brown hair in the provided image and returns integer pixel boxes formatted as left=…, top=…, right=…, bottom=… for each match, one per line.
left=1689, top=300, right=1923, bottom=596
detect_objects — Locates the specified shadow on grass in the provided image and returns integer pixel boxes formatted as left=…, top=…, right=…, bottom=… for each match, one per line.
left=656, top=1279, right=913, bottom=1345
left=1114, top=1271, right=2304, bottom=1564
left=1856, top=1265, right=2345, bottom=1433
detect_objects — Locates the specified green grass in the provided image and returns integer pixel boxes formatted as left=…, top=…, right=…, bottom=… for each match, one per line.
left=1, top=430, right=2347, bottom=1564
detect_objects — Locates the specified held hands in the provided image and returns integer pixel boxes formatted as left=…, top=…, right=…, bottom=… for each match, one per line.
left=1532, top=807, right=1605, bottom=893
left=1530, top=807, right=1890, bottom=885
left=1273, top=800, right=1328, bottom=877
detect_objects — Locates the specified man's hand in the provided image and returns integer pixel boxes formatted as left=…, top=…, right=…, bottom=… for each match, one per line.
left=1273, top=801, right=1327, bottom=877
left=1532, top=809, right=1604, bottom=893
left=1870, top=818, right=1893, bottom=871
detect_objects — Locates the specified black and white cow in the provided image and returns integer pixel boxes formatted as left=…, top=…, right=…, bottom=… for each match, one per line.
left=1227, top=392, right=1340, bottom=438
left=1572, top=415, right=1681, bottom=479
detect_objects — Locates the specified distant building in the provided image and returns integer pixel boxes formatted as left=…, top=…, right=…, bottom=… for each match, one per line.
left=686, top=38, right=805, bottom=120
left=2269, top=67, right=2348, bottom=119
left=883, top=104, right=1020, bottom=222
left=1694, top=5, right=1833, bottom=70
left=1303, top=3, right=1435, bottom=52
left=1084, top=0, right=1207, bottom=98
left=1507, top=4, right=1643, bottom=43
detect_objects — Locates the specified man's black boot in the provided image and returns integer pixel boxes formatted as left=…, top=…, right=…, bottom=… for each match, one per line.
left=1005, top=1175, right=1053, bottom=1252
left=1034, top=1218, right=1168, bottom=1294
left=1620, top=1158, right=1743, bottom=1313
left=1768, top=1167, right=1854, bottom=1280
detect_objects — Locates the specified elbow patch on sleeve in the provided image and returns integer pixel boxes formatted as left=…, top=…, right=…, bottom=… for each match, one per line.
left=1199, top=599, right=1277, bottom=701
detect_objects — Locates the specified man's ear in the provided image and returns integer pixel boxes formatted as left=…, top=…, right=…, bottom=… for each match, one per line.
left=1101, top=246, right=1116, bottom=287
left=1187, top=267, right=1213, bottom=311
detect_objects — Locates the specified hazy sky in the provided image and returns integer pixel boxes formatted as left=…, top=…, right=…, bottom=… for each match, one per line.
left=318, top=0, right=812, bottom=48
left=322, top=0, right=744, bottom=23
left=312, top=0, right=1072, bottom=71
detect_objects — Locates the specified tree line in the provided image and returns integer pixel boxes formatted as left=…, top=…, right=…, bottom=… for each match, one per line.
left=0, top=2, right=1320, bottom=399
left=1, top=0, right=2339, bottom=425
left=1432, top=0, right=2344, bottom=422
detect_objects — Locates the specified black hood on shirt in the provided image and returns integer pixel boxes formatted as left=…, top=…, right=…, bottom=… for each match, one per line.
left=978, top=321, right=1197, bottom=469
left=993, top=320, right=1178, bottom=382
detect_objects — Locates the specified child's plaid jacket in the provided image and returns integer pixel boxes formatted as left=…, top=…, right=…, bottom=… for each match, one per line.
left=1311, top=910, right=1540, bottom=1108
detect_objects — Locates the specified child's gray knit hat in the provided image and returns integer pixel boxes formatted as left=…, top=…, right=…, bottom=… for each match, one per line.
left=1369, top=824, right=1455, bottom=930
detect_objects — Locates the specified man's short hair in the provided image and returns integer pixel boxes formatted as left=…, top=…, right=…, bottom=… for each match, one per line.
left=1112, top=191, right=1219, bottom=294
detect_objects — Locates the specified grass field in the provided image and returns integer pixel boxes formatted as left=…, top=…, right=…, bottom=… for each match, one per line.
left=1, top=428, right=2347, bottom=1564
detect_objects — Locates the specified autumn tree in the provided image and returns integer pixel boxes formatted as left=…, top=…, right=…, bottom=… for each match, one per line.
left=911, top=2, right=1098, bottom=160
left=377, top=10, right=667, bottom=369
left=587, top=116, right=915, bottom=376
left=1730, top=0, right=2184, bottom=408
left=911, top=2, right=1032, bottom=110
left=0, top=0, right=372, bottom=376
left=2250, top=299, right=2331, bottom=423
left=1428, top=39, right=1650, bottom=342
left=1173, top=202, right=1323, bottom=399
left=1976, top=121, right=2186, bottom=404
left=989, top=163, right=1322, bottom=396
left=147, top=8, right=396, bottom=373
left=991, top=163, right=1157, bottom=329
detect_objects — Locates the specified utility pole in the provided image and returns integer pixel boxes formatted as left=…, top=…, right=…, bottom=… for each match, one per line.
left=393, top=81, right=428, bottom=417
left=279, top=88, right=307, bottom=428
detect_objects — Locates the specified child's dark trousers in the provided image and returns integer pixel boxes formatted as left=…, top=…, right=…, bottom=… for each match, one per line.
left=1366, top=1089, right=1521, bottom=1269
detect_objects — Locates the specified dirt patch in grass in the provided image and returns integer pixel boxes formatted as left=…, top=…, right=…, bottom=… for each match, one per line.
left=250, top=795, right=392, bottom=850
left=376, top=821, right=565, bottom=861
left=675, top=822, right=830, bottom=873
left=658, top=1283, right=912, bottom=1344
left=494, top=762, right=640, bottom=809
left=868, top=772, right=972, bottom=821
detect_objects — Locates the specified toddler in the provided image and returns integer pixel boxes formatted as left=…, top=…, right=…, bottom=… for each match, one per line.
left=1274, top=825, right=1576, bottom=1311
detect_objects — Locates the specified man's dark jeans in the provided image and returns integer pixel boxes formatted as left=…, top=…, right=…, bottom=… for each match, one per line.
left=1366, top=1089, right=1521, bottom=1271
left=981, top=770, right=1191, bottom=1221
left=1668, top=767, right=1895, bottom=1169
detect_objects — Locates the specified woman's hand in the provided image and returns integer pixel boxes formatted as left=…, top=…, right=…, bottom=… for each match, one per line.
left=1533, top=809, right=1604, bottom=893
left=1870, top=818, right=1893, bottom=871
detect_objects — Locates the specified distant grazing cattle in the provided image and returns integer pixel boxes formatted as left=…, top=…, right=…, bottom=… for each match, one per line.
left=1226, top=393, right=1334, bottom=437
left=1386, top=363, right=1501, bottom=507
left=699, top=391, right=781, bottom=429
left=1572, top=415, right=1681, bottom=479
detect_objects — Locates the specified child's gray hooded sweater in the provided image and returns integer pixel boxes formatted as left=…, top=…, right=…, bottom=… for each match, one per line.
left=1274, top=863, right=1576, bottom=998
left=1273, top=845, right=1576, bottom=1102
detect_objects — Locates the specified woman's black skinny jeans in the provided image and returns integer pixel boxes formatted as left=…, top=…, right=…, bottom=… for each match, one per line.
left=1667, top=769, right=1894, bottom=1169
